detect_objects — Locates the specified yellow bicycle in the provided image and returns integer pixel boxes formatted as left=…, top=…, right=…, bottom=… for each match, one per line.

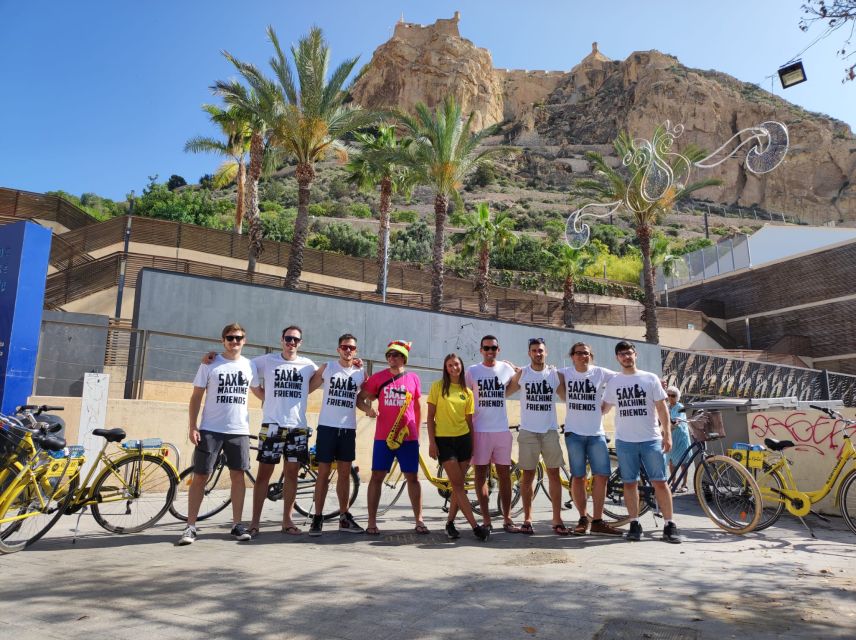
left=749, top=404, right=856, bottom=536
left=1, top=405, right=178, bottom=553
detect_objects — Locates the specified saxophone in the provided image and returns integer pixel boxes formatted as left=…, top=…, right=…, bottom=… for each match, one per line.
left=385, top=388, right=413, bottom=450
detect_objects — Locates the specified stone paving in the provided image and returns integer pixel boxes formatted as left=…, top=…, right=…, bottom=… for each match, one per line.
left=1, top=485, right=854, bottom=640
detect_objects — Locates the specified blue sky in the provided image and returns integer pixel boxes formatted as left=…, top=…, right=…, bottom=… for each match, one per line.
left=2, top=0, right=853, bottom=201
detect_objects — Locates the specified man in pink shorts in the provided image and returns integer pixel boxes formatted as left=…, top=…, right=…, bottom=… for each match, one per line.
left=465, top=335, right=521, bottom=533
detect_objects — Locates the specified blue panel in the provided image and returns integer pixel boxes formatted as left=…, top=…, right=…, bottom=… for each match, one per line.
left=0, top=221, right=52, bottom=414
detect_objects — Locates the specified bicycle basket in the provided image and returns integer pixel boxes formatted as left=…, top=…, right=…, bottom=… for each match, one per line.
left=688, top=411, right=726, bottom=442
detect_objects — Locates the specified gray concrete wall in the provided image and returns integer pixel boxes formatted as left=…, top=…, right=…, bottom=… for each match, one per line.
left=132, top=269, right=662, bottom=388
left=36, top=311, right=109, bottom=396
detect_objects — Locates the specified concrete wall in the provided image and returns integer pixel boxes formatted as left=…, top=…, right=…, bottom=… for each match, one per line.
left=35, top=311, right=109, bottom=397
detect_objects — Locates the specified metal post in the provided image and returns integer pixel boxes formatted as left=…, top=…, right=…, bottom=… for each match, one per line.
left=820, top=369, right=831, bottom=400
left=136, top=330, right=149, bottom=400
left=704, top=206, right=710, bottom=239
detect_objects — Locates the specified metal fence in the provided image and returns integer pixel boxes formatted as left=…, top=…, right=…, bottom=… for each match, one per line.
left=655, top=234, right=751, bottom=292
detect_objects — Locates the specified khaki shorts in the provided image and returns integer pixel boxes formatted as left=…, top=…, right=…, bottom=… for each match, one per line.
left=517, top=429, right=564, bottom=470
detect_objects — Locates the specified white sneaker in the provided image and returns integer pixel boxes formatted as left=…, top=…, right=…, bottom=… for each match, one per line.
left=178, top=525, right=198, bottom=545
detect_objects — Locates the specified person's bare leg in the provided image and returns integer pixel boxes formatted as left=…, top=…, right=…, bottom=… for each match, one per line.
left=404, top=472, right=423, bottom=525
left=249, top=463, right=275, bottom=530
left=571, top=476, right=588, bottom=519
left=281, top=461, right=301, bottom=529
left=313, top=461, right=332, bottom=515
left=336, top=461, right=352, bottom=513
left=652, top=480, right=674, bottom=520
left=366, top=470, right=387, bottom=531
left=495, top=464, right=514, bottom=526
left=443, top=460, right=477, bottom=527
left=591, top=475, right=608, bottom=520
left=229, top=469, right=246, bottom=525
left=186, top=472, right=209, bottom=527
left=546, top=467, right=563, bottom=525
left=474, top=464, right=491, bottom=527
left=521, top=469, right=537, bottom=524
left=624, top=481, right=640, bottom=519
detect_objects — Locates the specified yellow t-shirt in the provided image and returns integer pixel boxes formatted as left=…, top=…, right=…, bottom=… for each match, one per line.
left=428, top=380, right=474, bottom=437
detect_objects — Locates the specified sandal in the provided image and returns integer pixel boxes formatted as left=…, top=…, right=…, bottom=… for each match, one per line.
left=281, top=525, right=302, bottom=536
left=552, top=523, right=570, bottom=536
left=675, top=486, right=689, bottom=494
left=414, top=523, right=430, bottom=535
left=247, top=527, right=260, bottom=539
left=365, top=526, right=381, bottom=536
left=502, top=522, right=521, bottom=534
left=519, top=522, right=534, bottom=535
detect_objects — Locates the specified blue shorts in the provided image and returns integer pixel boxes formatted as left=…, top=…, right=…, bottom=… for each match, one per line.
left=371, top=439, right=419, bottom=474
left=564, top=433, right=611, bottom=477
left=315, top=425, right=356, bottom=463
left=615, top=439, right=668, bottom=483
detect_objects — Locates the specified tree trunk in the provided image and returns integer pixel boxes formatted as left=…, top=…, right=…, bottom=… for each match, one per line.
left=245, top=131, right=264, bottom=273
left=637, top=223, right=659, bottom=344
left=477, top=244, right=490, bottom=313
left=563, top=275, right=575, bottom=328
left=375, top=176, right=392, bottom=295
left=431, top=193, right=448, bottom=311
left=234, top=159, right=246, bottom=235
left=284, top=162, right=315, bottom=288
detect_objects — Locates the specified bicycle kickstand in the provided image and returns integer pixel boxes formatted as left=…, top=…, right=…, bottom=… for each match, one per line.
left=809, top=509, right=830, bottom=524
left=71, top=505, right=90, bottom=545
left=797, top=515, right=817, bottom=539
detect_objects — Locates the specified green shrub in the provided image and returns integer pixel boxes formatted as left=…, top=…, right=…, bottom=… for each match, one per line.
left=349, top=203, right=372, bottom=218
left=391, top=210, right=419, bottom=223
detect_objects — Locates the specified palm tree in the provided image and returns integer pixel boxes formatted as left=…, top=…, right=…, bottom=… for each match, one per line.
left=452, top=202, right=517, bottom=313
left=573, top=128, right=721, bottom=343
left=264, top=26, right=380, bottom=288
left=184, top=104, right=251, bottom=233
left=346, top=125, right=413, bottom=295
left=544, top=243, right=599, bottom=328
left=212, top=56, right=279, bottom=272
left=398, top=97, right=512, bottom=311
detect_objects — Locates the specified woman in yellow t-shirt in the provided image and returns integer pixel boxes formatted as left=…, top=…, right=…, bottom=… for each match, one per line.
left=427, top=353, right=489, bottom=541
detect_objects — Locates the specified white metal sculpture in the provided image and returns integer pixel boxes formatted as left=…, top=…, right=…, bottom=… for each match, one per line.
left=565, top=120, right=789, bottom=248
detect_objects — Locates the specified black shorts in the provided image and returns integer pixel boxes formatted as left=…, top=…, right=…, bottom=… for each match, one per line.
left=257, top=424, right=310, bottom=465
left=436, top=433, right=473, bottom=465
left=314, top=425, right=356, bottom=463
left=192, top=431, right=250, bottom=474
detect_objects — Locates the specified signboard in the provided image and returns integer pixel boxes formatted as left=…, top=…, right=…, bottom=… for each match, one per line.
left=78, top=372, right=110, bottom=479
left=0, top=221, right=52, bottom=414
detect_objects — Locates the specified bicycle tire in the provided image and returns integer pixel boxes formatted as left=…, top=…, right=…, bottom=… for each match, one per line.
left=169, top=465, right=254, bottom=522
left=293, top=465, right=360, bottom=521
left=601, top=457, right=653, bottom=525
left=434, top=463, right=480, bottom=515
left=376, top=464, right=407, bottom=516
left=694, top=455, right=761, bottom=535
left=0, top=475, right=78, bottom=553
left=91, top=453, right=178, bottom=533
left=838, top=469, right=856, bottom=535
left=750, top=462, right=786, bottom=531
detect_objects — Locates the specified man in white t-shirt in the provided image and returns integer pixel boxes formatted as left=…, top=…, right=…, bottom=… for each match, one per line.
left=603, top=340, right=681, bottom=544
left=511, top=337, right=565, bottom=535
left=558, top=341, right=623, bottom=536
left=307, top=333, right=376, bottom=537
left=248, top=325, right=320, bottom=537
left=465, top=335, right=521, bottom=533
left=179, top=323, right=254, bottom=546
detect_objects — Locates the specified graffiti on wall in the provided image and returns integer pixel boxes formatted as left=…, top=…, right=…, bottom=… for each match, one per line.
left=749, top=411, right=856, bottom=456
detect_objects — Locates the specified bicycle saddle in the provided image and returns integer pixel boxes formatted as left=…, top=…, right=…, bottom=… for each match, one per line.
left=92, top=428, right=127, bottom=443
left=764, top=438, right=795, bottom=451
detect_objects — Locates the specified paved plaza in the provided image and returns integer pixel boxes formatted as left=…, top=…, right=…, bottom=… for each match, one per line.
left=2, top=485, right=854, bottom=640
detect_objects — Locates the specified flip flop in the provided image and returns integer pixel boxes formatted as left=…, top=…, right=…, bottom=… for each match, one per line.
left=365, top=526, right=381, bottom=536
left=502, top=522, right=521, bottom=534
left=414, top=523, right=430, bottom=534
left=519, top=522, right=534, bottom=535
left=552, top=523, right=570, bottom=536
left=281, top=525, right=302, bottom=536
left=675, top=486, right=689, bottom=494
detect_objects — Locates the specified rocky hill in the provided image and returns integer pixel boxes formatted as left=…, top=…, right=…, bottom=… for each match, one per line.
left=351, top=12, right=856, bottom=226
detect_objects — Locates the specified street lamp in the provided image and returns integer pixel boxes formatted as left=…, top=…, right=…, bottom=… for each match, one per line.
left=778, top=60, right=807, bottom=89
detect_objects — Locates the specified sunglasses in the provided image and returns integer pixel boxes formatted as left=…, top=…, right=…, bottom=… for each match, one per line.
left=528, top=338, right=545, bottom=346
left=481, top=345, right=499, bottom=352
left=386, top=352, right=405, bottom=359
left=338, top=344, right=357, bottom=351
left=282, top=336, right=301, bottom=344
left=224, top=335, right=245, bottom=342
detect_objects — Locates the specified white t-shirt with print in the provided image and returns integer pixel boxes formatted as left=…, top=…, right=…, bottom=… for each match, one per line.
left=519, top=366, right=560, bottom=434
left=252, top=353, right=318, bottom=428
left=317, top=361, right=365, bottom=429
left=466, top=362, right=516, bottom=433
left=559, top=365, right=617, bottom=436
left=192, top=355, right=254, bottom=435
left=603, top=370, right=668, bottom=442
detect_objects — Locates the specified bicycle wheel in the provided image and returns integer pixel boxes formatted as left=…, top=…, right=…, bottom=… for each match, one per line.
left=838, top=469, right=856, bottom=535
left=293, top=465, right=360, bottom=521
left=0, top=475, right=78, bottom=553
left=376, top=463, right=407, bottom=516
left=168, top=464, right=247, bottom=522
left=694, top=455, right=761, bottom=535
left=91, top=454, right=178, bottom=533
left=601, top=456, right=652, bottom=525
left=750, top=462, right=786, bottom=531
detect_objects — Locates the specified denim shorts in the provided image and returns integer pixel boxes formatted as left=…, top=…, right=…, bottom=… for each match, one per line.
left=564, top=433, right=611, bottom=477
left=615, top=439, right=668, bottom=482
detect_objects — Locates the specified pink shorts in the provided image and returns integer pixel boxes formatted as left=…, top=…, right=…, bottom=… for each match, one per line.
left=471, top=430, right=513, bottom=466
